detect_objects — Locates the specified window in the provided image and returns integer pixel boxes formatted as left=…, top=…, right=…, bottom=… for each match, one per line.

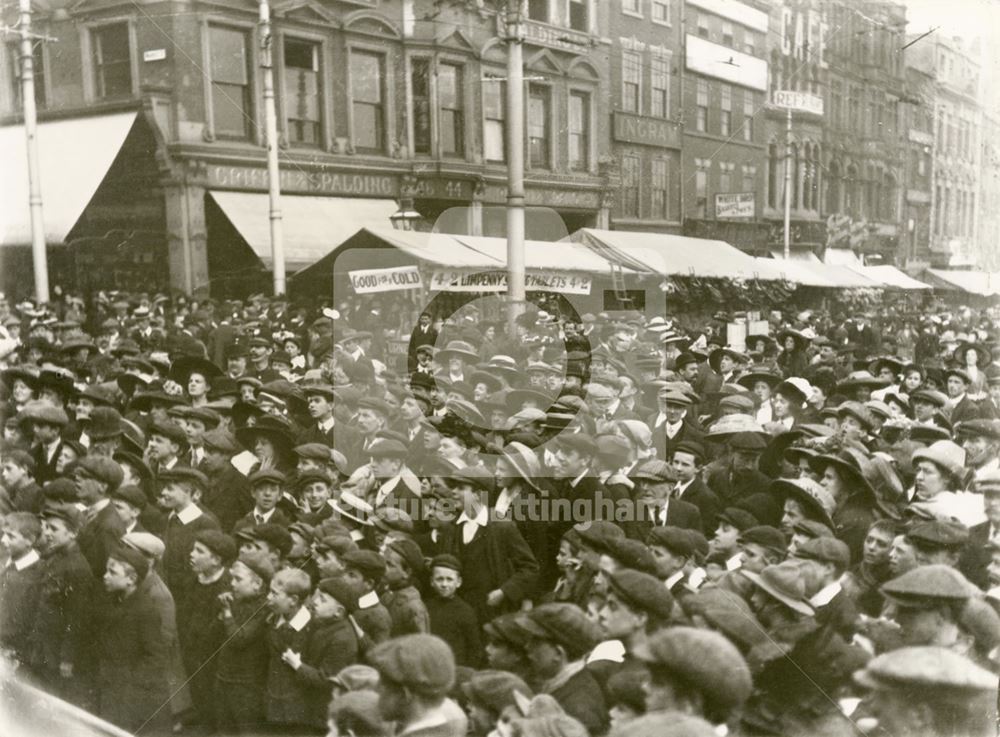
left=623, top=0, right=640, bottom=13
left=722, top=22, right=733, bottom=47
left=742, top=164, right=757, bottom=193
left=528, top=85, right=550, bottom=168
left=743, top=94, right=754, bottom=141
left=283, top=39, right=320, bottom=146
left=697, top=14, right=709, bottom=38
left=568, top=91, right=589, bottom=171
left=439, top=63, right=464, bottom=156
left=744, top=35, right=755, bottom=55
left=410, top=58, right=432, bottom=155
left=351, top=50, right=385, bottom=152
left=694, top=159, right=710, bottom=217
left=651, top=159, right=669, bottom=219
left=790, top=144, right=800, bottom=208
left=7, top=40, right=46, bottom=110
left=767, top=143, right=778, bottom=208
left=652, top=0, right=670, bottom=23
left=719, top=163, right=732, bottom=194
left=621, top=153, right=640, bottom=217
left=695, top=79, right=708, bottom=132
left=92, top=23, right=132, bottom=99
left=528, top=0, right=549, bottom=22
left=651, top=56, right=669, bottom=118
left=209, top=26, right=252, bottom=139
left=720, top=84, right=731, bottom=137
left=569, top=0, right=588, bottom=31
left=483, top=79, right=505, bottom=162
left=622, top=51, right=640, bottom=113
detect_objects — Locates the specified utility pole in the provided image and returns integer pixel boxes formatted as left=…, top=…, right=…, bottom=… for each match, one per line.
left=504, top=0, right=525, bottom=335
left=259, top=0, right=285, bottom=296
left=18, top=0, right=49, bottom=303
left=783, top=106, right=792, bottom=260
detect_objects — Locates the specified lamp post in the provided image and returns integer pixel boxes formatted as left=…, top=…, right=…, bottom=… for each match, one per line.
left=259, top=0, right=285, bottom=296
left=772, top=90, right=824, bottom=260
left=504, top=0, right=526, bottom=337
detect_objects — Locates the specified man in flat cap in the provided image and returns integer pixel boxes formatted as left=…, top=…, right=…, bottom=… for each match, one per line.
left=960, top=470, right=1000, bottom=589
left=631, top=460, right=703, bottom=541
left=854, top=647, right=998, bottom=737
left=369, top=633, right=467, bottom=737
left=23, top=400, right=69, bottom=484
left=671, top=441, right=721, bottom=535
left=957, top=419, right=1000, bottom=484
left=879, top=564, right=975, bottom=652
left=651, top=390, right=704, bottom=463
left=199, top=427, right=254, bottom=532
left=705, top=431, right=772, bottom=505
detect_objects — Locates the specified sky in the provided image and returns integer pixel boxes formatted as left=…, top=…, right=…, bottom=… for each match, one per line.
left=903, top=0, right=997, bottom=40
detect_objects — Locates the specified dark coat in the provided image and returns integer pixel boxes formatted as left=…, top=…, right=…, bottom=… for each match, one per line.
left=384, top=584, right=431, bottom=636
left=215, top=595, right=270, bottom=732
left=353, top=598, right=393, bottom=650
left=0, top=552, right=44, bottom=662
left=294, top=616, right=360, bottom=728
left=833, top=493, right=878, bottom=566
left=231, top=507, right=293, bottom=533
left=631, top=496, right=703, bottom=542
left=7, top=480, right=44, bottom=513
left=93, top=582, right=173, bottom=733
left=952, top=395, right=992, bottom=424
left=202, top=464, right=254, bottom=533
left=959, top=521, right=991, bottom=590
left=705, top=466, right=773, bottom=506
left=426, top=592, right=481, bottom=668
left=266, top=613, right=313, bottom=727
left=177, top=570, right=230, bottom=725
left=427, top=520, right=539, bottom=623
left=548, top=666, right=609, bottom=736
left=162, top=506, right=221, bottom=610
left=674, top=477, right=722, bottom=535
left=653, top=421, right=705, bottom=465
left=31, top=439, right=64, bottom=484
left=76, top=502, right=127, bottom=578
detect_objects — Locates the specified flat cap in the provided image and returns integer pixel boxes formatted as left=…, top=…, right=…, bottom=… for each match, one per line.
left=76, top=455, right=124, bottom=491
left=793, top=537, right=850, bottom=569
left=158, top=466, right=208, bottom=489
left=368, top=634, right=455, bottom=696
left=907, top=520, right=970, bottom=550
left=317, top=576, right=359, bottom=611
left=194, top=529, right=237, bottom=564
left=148, top=418, right=187, bottom=445
left=608, top=568, right=674, bottom=621
left=574, top=520, right=625, bottom=553
left=357, top=397, right=393, bottom=417
left=633, top=627, right=752, bottom=721
left=854, top=646, right=998, bottom=693
left=247, top=468, right=285, bottom=486
left=730, top=431, right=767, bottom=451
left=234, top=556, right=274, bottom=584
left=717, top=507, right=758, bottom=532
left=122, top=531, right=165, bottom=560
left=202, top=428, right=242, bottom=454
left=632, top=459, right=673, bottom=482
left=646, top=526, right=698, bottom=558
left=20, top=400, right=69, bottom=426
left=739, top=525, right=788, bottom=556
left=445, top=465, right=495, bottom=494
left=111, top=484, right=147, bottom=510
left=462, top=671, right=532, bottom=714
left=792, top=519, right=835, bottom=539
left=555, top=432, right=597, bottom=456
left=294, top=442, right=332, bottom=461
left=235, top=523, right=293, bottom=556
left=367, top=439, right=409, bottom=458
left=430, top=554, right=462, bottom=574
left=603, top=537, right=658, bottom=576
left=341, top=549, right=386, bottom=582
left=109, top=544, right=150, bottom=581
left=518, top=603, right=602, bottom=659
left=660, top=390, right=692, bottom=407
left=881, top=564, right=974, bottom=608
left=314, top=535, right=359, bottom=557
left=40, top=502, right=83, bottom=531
left=387, top=537, right=425, bottom=577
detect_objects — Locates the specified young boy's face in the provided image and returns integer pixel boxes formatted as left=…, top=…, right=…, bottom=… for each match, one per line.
left=230, top=561, right=263, bottom=599
left=267, top=580, right=299, bottom=617
left=189, top=540, right=220, bottom=575
left=252, top=482, right=280, bottom=511
left=1, top=460, right=28, bottom=488
left=383, top=547, right=408, bottom=588
left=309, top=589, right=345, bottom=621
left=430, top=566, right=461, bottom=599
left=1, top=526, right=33, bottom=558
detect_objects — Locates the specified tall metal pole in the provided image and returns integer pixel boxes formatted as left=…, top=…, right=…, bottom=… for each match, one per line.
left=783, top=106, right=792, bottom=260
left=259, top=0, right=285, bottom=296
left=504, top=0, right=525, bottom=335
left=19, top=0, right=48, bottom=303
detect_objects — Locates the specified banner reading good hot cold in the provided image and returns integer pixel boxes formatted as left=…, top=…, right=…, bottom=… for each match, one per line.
left=349, top=266, right=424, bottom=294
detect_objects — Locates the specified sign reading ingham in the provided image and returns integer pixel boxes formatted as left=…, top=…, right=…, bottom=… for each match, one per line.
left=430, top=270, right=592, bottom=295
left=349, top=266, right=423, bottom=294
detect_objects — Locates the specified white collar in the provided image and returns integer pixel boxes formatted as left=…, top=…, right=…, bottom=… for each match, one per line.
left=726, top=552, right=743, bottom=571
left=198, top=566, right=227, bottom=585
left=587, top=639, right=626, bottom=665
left=253, top=507, right=275, bottom=522
left=458, top=505, right=489, bottom=528
left=13, top=549, right=40, bottom=571
left=570, top=470, right=588, bottom=488
left=319, top=416, right=335, bottom=432
left=495, top=487, right=519, bottom=516
left=358, top=590, right=380, bottom=609
left=175, top=503, right=203, bottom=525
left=810, top=581, right=842, bottom=607
left=89, top=497, right=111, bottom=515
left=675, top=477, right=695, bottom=495
left=665, top=570, right=685, bottom=589
left=288, top=605, right=311, bottom=631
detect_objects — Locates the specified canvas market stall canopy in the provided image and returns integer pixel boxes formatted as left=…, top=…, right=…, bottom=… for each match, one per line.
left=922, top=269, right=1000, bottom=298
left=852, top=265, right=932, bottom=291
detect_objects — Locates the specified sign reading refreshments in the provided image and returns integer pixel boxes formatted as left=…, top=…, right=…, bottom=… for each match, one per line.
left=349, top=266, right=423, bottom=294
left=430, top=270, right=592, bottom=295
left=613, top=112, right=681, bottom=149
left=715, top=193, right=755, bottom=219
left=772, top=90, right=824, bottom=116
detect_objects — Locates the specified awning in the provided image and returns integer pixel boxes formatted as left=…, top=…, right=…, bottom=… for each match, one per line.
left=852, top=265, right=932, bottom=291
left=925, top=269, right=1000, bottom=296
left=571, top=228, right=777, bottom=280
left=769, top=249, right=820, bottom=263
left=823, top=248, right=864, bottom=268
left=209, top=192, right=398, bottom=269
left=454, top=234, right=618, bottom=275
left=762, top=258, right=883, bottom=288
left=0, top=112, right=137, bottom=246
left=366, top=228, right=501, bottom=268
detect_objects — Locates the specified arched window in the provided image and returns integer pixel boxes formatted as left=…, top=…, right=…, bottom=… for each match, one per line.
left=827, top=160, right=841, bottom=214
left=845, top=164, right=859, bottom=215
left=883, top=172, right=897, bottom=221
left=790, top=143, right=800, bottom=209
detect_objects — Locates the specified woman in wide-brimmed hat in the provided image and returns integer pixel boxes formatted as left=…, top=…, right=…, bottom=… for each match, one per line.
left=835, top=371, right=889, bottom=403
left=952, top=341, right=992, bottom=396
left=772, top=477, right=836, bottom=534
left=738, top=369, right=782, bottom=425
left=807, top=447, right=880, bottom=563
left=1, top=366, right=38, bottom=418
left=776, top=329, right=811, bottom=378
left=169, top=355, right=222, bottom=408
left=768, top=378, right=813, bottom=434
left=235, top=414, right=295, bottom=472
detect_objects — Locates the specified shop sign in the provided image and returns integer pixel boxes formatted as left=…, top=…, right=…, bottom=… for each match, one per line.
left=613, top=112, right=680, bottom=148
left=348, top=266, right=423, bottom=294
left=483, top=184, right=600, bottom=210
left=429, top=269, right=592, bottom=295
left=715, top=192, right=755, bottom=218
left=523, top=21, right=591, bottom=53
left=772, top=90, right=824, bottom=116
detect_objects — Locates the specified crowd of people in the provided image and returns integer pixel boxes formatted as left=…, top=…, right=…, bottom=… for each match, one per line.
left=1, top=287, right=1000, bottom=737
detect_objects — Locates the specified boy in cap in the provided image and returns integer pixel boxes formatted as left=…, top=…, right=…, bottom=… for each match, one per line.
left=158, top=467, right=221, bottom=611
left=843, top=519, right=897, bottom=617
left=28, top=504, right=96, bottom=705
left=340, top=549, right=393, bottom=649
left=215, top=556, right=274, bottom=733
left=265, top=567, right=314, bottom=730
left=73, top=455, right=126, bottom=577
left=200, top=427, right=253, bottom=532
left=382, top=536, right=431, bottom=636
left=233, top=468, right=294, bottom=531
left=424, top=554, right=481, bottom=668
left=94, top=544, right=171, bottom=733
left=178, top=529, right=238, bottom=729
left=110, top=484, right=147, bottom=535
left=369, top=633, right=467, bottom=737
left=0, top=512, right=44, bottom=665
left=24, top=401, right=69, bottom=483
left=237, top=523, right=293, bottom=573
left=280, top=577, right=361, bottom=730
